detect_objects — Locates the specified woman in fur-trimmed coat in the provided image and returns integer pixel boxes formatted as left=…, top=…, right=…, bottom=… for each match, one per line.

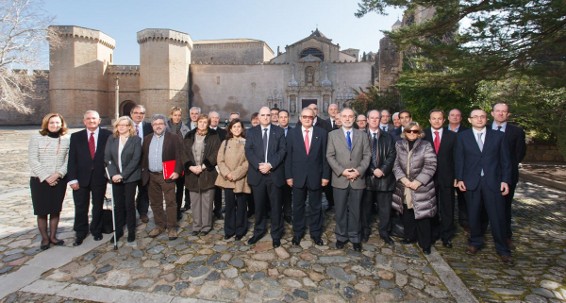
left=392, top=122, right=437, bottom=255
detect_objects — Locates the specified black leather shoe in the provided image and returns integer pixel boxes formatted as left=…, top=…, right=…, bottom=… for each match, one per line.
left=284, top=216, right=292, bottom=224
left=273, top=239, right=281, bottom=248
left=50, top=239, right=65, bottom=246
left=127, top=233, right=135, bottom=242
left=235, top=235, right=244, bottom=241
left=93, top=235, right=103, bottom=241
left=247, top=233, right=264, bottom=245
left=214, top=212, right=224, bottom=220
left=336, top=240, right=346, bottom=249
left=400, top=239, right=416, bottom=244
left=191, top=231, right=199, bottom=236
left=353, top=243, right=362, bottom=252
left=177, top=213, right=183, bottom=221
left=73, top=237, right=84, bottom=246
left=224, top=234, right=235, bottom=240
left=423, top=248, right=431, bottom=255
left=291, top=236, right=301, bottom=246
left=442, top=240, right=453, bottom=248
left=313, top=237, right=324, bottom=246
left=40, top=242, right=50, bottom=250
left=382, top=237, right=394, bottom=245
left=499, top=254, right=514, bottom=265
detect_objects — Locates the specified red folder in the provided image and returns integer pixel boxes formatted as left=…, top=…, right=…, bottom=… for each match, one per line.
left=162, top=160, right=183, bottom=179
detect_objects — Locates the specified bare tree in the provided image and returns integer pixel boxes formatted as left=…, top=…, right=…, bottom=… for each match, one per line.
left=0, top=0, right=55, bottom=113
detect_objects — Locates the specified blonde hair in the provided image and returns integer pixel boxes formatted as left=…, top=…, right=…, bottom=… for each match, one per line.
left=112, top=116, right=136, bottom=138
left=401, top=122, right=425, bottom=139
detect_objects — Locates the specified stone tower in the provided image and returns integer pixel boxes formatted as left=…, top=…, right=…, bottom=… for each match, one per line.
left=48, top=26, right=115, bottom=125
left=137, top=29, right=193, bottom=116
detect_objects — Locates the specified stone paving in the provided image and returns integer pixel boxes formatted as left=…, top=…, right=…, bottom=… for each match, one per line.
left=0, top=127, right=565, bottom=303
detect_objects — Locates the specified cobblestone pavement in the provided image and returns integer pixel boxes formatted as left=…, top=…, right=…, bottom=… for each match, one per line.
left=0, top=127, right=565, bottom=302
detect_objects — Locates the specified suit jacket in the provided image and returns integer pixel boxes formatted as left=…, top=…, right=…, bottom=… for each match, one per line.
left=285, top=125, right=330, bottom=190
left=326, top=128, right=371, bottom=189
left=104, top=135, right=142, bottom=183
left=454, top=128, right=512, bottom=193
left=391, top=127, right=403, bottom=142
left=141, top=132, right=184, bottom=185
left=379, top=123, right=394, bottom=133
left=212, top=127, right=227, bottom=142
left=326, top=118, right=340, bottom=130
left=499, top=123, right=526, bottom=185
left=424, top=128, right=457, bottom=188
left=445, top=125, right=468, bottom=133
left=68, top=128, right=112, bottom=187
left=365, top=130, right=397, bottom=192
left=297, top=116, right=332, bottom=133
left=245, top=124, right=287, bottom=187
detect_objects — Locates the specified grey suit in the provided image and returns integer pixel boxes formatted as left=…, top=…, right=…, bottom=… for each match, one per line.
left=326, top=128, right=371, bottom=243
left=104, top=135, right=142, bottom=237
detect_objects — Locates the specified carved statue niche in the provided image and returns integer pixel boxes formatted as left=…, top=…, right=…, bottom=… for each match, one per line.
left=305, top=66, right=315, bottom=86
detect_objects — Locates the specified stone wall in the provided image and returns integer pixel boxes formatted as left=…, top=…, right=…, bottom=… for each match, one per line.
left=192, top=40, right=274, bottom=64
left=524, top=143, right=565, bottom=163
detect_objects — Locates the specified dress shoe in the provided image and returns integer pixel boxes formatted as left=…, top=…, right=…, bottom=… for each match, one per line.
left=273, top=239, right=281, bottom=248
left=400, top=239, right=416, bottom=245
left=127, top=233, right=135, bottom=242
left=200, top=230, right=210, bottom=236
left=336, top=240, right=346, bottom=249
left=168, top=229, right=178, bottom=240
left=466, top=245, right=480, bottom=255
left=191, top=231, right=200, bottom=236
left=225, top=234, right=235, bottom=240
left=291, top=236, right=301, bottom=246
left=235, top=235, right=244, bottom=241
left=313, top=237, right=324, bottom=246
left=382, top=237, right=394, bottom=245
left=40, top=241, right=50, bottom=251
left=353, top=243, right=362, bottom=252
left=140, top=214, right=149, bottom=224
left=214, top=212, right=224, bottom=220
left=499, top=254, right=514, bottom=265
left=423, top=248, right=431, bottom=255
left=50, top=239, right=65, bottom=246
left=442, top=240, right=453, bottom=248
left=93, top=235, right=103, bottom=241
left=247, top=233, right=265, bottom=245
left=148, top=227, right=164, bottom=238
left=284, top=216, right=292, bottom=224
left=177, top=212, right=183, bottom=221
left=73, top=237, right=84, bottom=246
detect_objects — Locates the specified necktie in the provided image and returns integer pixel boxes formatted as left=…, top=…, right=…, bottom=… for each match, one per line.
left=372, top=133, right=378, bottom=164
left=262, top=128, right=268, bottom=162
left=304, top=129, right=310, bottom=155
left=135, top=124, right=139, bottom=136
left=497, top=126, right=502, bottom=132
left=88, top=132, right=95, bottom=159
left=331, top=120, right=334, bottom=129
left=477, top=132, right=483, bottom=152
left=433, top=131, right=440, bottom=154
left=382, top=126, right=387, bottom=132
left=346, top=131, right=352, bottom=151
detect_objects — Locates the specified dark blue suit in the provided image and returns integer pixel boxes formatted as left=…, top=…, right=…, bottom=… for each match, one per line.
left=285, top=126, right=330, bottom=238
left=455, top=128, right=512, bottom=256
left=68, top=128, right=112, bottom=239
left=245, top=124, right=287, bottom=240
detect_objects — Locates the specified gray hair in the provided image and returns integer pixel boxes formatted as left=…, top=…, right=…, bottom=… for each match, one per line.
left=190, top=107, right=201, bottom=114
left=151, top=114, right=167, bottom=124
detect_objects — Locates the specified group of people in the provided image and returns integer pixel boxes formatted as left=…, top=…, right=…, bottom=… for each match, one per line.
left=28, top=102, right=525, bottom=265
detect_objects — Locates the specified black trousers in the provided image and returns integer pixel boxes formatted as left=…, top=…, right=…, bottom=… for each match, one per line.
left=362, top=190, right=393, bottom=239
left=251, top=175, right=283, bottom=240
left=175, top=175, right=190, bottom=214
left=135, top=180, right=149, bottom=216
left=465, top=177, right=510, bottom=256
left=292, top=186, right=323, bottom=238
left=112, top=181, right=137, bottom=235
left=402, top=204, right=431, bottom=250
left=73, top=183, right=107, bottom=238
left=224, top=189, right=248, bottom=237
left=213, top=186, right=223, bottom=216
left=455, top=187, right=468, bottom=228
left=433, top=185, right=455, bottom=242
left=503, top=182, right=517, bottom=240
left=282, top=184, right=293, bottom=219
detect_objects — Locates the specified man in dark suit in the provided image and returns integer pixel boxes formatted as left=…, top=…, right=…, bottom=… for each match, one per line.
left=245, top=106, right=287, bottom=248
left=209, top=111, right=227, bottom=220
left=491, top=103, right=526, bottom=246
left=327, top=107, right=371, bottom=252
left=299, top=103, right=332, bottom=132
left=455, top=108, right=513, bottom=264
left=425, top=109, right=457, bottom=248
left=285, top=107, right=330, bottom=246
left=278, top=110, right=293, bottom=224
left=363, top=110, right=396, bottom=245
left=326, top=103, right=340, bottom=130
left=131, top=105, right=153, bottom=223
left=447, top=108, right=469, bottom=231
left=379, top=109, right=394, bottom=133
left=68, top=110, right=112, bottom=246
left=142, top=114, right=184, bottom=240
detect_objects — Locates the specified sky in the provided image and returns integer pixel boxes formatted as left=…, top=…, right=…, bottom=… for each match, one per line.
left=43, top=0, right=403, bottom=66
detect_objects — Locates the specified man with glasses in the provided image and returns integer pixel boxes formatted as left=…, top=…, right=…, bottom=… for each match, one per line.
left=245, top=107, right=287, bottom=248
left=356, top=114, right=368, bottom=131
left=455, top=108, right=513, bottom=264
left=285, top=107, right=329, bottom=246
left=326, top=108, right=371, bottom=252
left=131, top=105, right=153, bottom=223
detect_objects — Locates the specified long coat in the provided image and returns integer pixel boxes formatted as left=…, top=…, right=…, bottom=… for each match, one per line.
left=183, top=129, right=221, bottom=192
left=392, top=138, right=437, bottom=219
left=365, top=130, right=397, bottom=192
left=215, top=137, right=251, bottom=194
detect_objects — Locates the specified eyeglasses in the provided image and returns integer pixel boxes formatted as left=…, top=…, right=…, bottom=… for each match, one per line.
left=133, top=112, right=145, bottom=115
left=301, top=115, right=314, bottom=120
left=405, top=129, right=420, bottom=134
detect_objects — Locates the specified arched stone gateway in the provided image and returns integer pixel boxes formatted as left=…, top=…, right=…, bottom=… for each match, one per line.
left=121, top=100, right=136, bottom=117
